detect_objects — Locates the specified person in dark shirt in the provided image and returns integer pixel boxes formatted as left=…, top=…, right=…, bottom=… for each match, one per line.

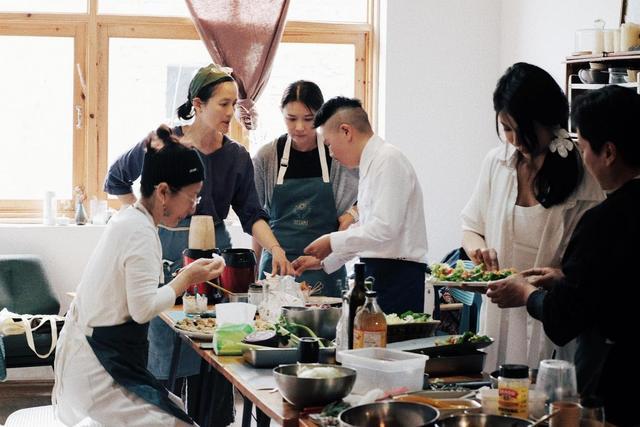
left=253, top=81, right=358, bottom=296
left=104, top=65, right=293, bottom=418
left=486, top=85, right=640, bottom=426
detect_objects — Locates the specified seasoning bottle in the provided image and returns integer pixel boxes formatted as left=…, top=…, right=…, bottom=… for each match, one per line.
left=347, top=262, right=367, bottom=349
left=498, top=364, right=529, bottom=418
left=335, top=289, right=350, bottom=351
left=353, top=290, right=387, bottom=349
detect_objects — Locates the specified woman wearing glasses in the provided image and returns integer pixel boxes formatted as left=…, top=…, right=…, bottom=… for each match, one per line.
left=104, top=64, right=292, bottom=416
left=55, top=125, right=224, bottom=426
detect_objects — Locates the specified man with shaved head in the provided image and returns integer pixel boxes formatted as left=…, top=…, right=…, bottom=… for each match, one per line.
left=292, top=96, right=428, bottom=314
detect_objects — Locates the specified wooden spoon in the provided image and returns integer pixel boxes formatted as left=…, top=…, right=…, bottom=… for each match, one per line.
left=205, top=280, right=237, bottom=297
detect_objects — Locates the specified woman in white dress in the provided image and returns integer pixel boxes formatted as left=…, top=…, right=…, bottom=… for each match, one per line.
left=53, top=125, right=225, bottom=426
left=461, top=63, right=604, bottom=372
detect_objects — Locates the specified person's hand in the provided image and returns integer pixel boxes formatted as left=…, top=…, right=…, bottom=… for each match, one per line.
left=470, top=247, right=500, bottom=271
left=521, top=267, right=564, bottom=290
left=270, top=245, right=295, bottom=276
left=486, top=274, right=537, bottom=308
left=291, top=256, right=322, bottom=275
left=304, top=235, right=333, bottom=260
left=181, top=256, right=226, bottom=284
left=338, top=212, right=356, bottom=231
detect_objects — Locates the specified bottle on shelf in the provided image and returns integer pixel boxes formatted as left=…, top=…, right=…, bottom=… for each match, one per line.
left=347, top=262, right=367, bottom=349
left=353, top=290, right=387, bottom=349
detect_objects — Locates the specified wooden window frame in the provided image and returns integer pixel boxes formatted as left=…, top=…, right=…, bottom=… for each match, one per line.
left=0, top=1, right=373, bottom=219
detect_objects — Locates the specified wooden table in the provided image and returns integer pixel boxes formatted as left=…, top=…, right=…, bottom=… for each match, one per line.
left=159, top=306, right=302, bottom=427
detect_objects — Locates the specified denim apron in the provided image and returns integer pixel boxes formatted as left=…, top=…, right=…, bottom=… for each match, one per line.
left=86, top=320, right=193, bottom=425
left=148, top=218, right=231, bottom=379
left=259, top=135, right=346, bottom=297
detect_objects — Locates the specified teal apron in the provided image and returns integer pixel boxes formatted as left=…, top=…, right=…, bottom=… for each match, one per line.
left=259, top=134, right=346, bottom=297
left=86, top=321, right=193, bottom=425
left=148, top=217, right=231, bottom=379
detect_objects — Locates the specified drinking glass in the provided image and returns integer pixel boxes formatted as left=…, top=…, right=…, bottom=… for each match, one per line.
left=536, top=359, right=578, bottom=404
left=580, top=397, right=605, bottom=427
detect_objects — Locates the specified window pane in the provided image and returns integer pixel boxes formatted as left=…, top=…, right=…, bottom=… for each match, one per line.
left=98, top=0, right=189, bottom=17
left=108, top=38, right=210, bottom=186
left=0, top=0, right=86, bottom=13
left=250, top=43, right=355, bottom=155
left=0, top=36, right=74, bottom=200
left=288, top=0, right=368, bottom=23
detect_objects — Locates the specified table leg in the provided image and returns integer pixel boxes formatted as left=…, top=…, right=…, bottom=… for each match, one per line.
left=167, top=332, right=182, bottom=392
left=241, top=395, right=253, bottom=427
left=256, top=407, right=270, bottom=427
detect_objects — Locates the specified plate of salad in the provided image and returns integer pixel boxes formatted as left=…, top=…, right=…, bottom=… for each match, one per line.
left=427, top=261, right=515, bottom=287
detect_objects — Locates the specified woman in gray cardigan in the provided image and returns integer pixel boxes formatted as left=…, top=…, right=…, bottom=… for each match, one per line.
left=253, top=81, right=358, bottom=296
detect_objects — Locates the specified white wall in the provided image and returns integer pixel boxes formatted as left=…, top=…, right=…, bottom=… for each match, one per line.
left=499, top=0, right=621, bottom=85
left=380, top=0, right=502, bottom=262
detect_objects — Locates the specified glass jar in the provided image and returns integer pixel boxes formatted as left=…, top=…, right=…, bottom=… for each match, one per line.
left=353, top=290, right=387, bottom=349
left=498, top=364, right=529, bottom=418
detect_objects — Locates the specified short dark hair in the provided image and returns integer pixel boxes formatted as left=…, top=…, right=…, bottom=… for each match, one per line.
left=494, top=62, right=580, bottom=208
left=572, top=85, right=640, bottom=168
left=313, top=96, right=370, bottom=132
left=280, top=80, right=324, bottom=112
left=140, top=125, right=205, bottom=197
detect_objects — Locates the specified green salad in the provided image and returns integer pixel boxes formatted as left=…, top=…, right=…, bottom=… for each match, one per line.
left=430, top=260, right=515, bottom=282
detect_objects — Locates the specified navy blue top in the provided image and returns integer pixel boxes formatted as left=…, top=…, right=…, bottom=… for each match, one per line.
left=103, top=126, right=269, bottom=234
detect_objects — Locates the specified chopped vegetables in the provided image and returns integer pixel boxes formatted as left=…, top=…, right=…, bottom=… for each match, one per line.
left=436, top=331, right=492, bottom=346
left=385, top=310, right=431, bottom=325
left=430, top=260, right=515, bottom=282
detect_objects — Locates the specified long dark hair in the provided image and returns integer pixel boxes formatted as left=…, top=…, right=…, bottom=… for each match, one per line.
left=280, top=80, right=324, bottom=112
left=494, top=62, right=582, bottom=208
left=177, top=76, right=235, bottom=120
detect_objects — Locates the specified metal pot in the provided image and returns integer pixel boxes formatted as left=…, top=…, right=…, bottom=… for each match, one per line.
left=436, top=413, right=531, bottom=427
left=339, top=401, right=439, bottom=427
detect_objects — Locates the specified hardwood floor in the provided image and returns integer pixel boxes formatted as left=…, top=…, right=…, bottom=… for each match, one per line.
left=0, top=380, right=54, bottom=424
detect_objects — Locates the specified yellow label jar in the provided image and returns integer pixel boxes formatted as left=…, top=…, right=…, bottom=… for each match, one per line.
left=498, top=364, right=529, bottom=418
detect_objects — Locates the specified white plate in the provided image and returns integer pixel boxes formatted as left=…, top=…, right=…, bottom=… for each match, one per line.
left=427, top=278, right=491, bottom=288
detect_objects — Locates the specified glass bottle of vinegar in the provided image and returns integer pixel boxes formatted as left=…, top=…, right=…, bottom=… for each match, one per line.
left=353, top=290, right=387, bottom=348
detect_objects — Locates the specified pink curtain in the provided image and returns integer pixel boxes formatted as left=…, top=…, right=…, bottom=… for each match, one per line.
left=186, top=0, right=290, bottom=130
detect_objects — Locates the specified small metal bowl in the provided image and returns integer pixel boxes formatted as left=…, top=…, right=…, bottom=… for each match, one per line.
left=282, top=305, right=341, bottom=340
left=273, top=363, right=356, bottom=408
left=339, top=401, right=439, bottom=427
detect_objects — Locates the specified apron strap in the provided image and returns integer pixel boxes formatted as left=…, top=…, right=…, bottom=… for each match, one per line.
left=276, top=134, right=330, bottom=185
left=20, top=315, right=59, bottom=359
left=317, top=133, right=330, bottom=183
left=276, top=136, right=292, bottom=185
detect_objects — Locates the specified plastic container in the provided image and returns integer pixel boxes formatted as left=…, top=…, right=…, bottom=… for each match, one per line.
left=498, top=364, right=529, bottom=418
left=337, top=347, right=428, bottom=394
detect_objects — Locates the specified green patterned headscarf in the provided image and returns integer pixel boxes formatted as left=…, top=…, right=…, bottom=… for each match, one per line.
left=188, top=64, right=234, bottom=102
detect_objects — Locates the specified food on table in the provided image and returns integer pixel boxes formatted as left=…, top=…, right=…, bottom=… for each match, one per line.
left=175, top=317, right=216, bottom=335
left=385, top=310, right=431, bottom=324
left=436, top=331, right=492, bottom=346
left=430, top=260, right=515, bottom=282
left=297, top=365, right=346, bottom=379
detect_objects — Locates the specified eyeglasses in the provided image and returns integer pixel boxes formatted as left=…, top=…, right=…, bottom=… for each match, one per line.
left=176, top=191, right=202, bottom=206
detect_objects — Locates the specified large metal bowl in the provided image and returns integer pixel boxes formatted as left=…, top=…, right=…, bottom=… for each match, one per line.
left=282, top=306, right=341, bottom=340
left=437, top=413, right=531, bottom=426
left=339, top=401, right=439, bottom=427
left=273, top=363, right=356, bottom=408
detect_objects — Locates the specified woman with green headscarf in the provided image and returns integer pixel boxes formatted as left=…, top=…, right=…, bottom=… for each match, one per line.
left=104, top=64, right=293, bottom=408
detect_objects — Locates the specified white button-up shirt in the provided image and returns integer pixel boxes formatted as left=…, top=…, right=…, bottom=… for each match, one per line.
left=323, top=135, right=428, bottom=273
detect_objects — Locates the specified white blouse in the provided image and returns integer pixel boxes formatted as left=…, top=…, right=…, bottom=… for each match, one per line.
left=461, top=144, right=604, bottom=370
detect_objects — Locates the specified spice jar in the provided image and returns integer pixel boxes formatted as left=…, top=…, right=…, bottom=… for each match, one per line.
left=498, top=364, right=529, bottom=418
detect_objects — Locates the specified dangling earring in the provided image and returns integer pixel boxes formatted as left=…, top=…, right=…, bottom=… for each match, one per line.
left=162, top=202, right=170, bottom=217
